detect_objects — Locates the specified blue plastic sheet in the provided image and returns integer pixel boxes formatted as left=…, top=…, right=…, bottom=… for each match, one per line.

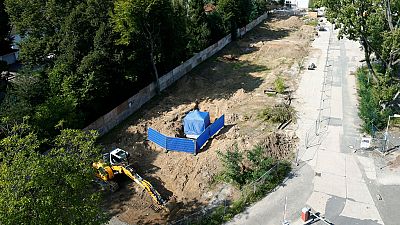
left=183, top=110, right=210, bottom=136
left=148, top=128, right=167, bottom=148
left=196, top=127, right=210, bottom=150
left=166, top=137, right=196, bottom=153
left=210, top=115, right=225, bottom=137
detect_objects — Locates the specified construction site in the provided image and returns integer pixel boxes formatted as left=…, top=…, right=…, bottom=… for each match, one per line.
left=100, top=14, right=317, bottom=225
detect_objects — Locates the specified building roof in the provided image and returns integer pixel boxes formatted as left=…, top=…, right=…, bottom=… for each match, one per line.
left=204, top=3, right=216, bottom=13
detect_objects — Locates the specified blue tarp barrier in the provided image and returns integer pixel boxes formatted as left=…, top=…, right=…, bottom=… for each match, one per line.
left=210, top=115, right=225, bottom=137
left=148, top=114, right=224, bottom=154
left=148, top=128, right=167, bottom=148
left=166, top=137, right=196, bottom=153
left=196, top=127, right=210, bottom=150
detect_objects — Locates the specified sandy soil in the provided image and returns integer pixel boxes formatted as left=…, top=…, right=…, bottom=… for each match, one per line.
left=101, top=15, right=316, bottom=225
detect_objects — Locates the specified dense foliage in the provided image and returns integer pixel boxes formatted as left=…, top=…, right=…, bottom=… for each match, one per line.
left=1, top=0, right=269, bottom=138
left=217, top=144, right=290, bottom=187
left=0, top=118, right=106, bottom=225
left=319, top=0, right=400, bottom=131
left=0, top=0, right=12, bottom=56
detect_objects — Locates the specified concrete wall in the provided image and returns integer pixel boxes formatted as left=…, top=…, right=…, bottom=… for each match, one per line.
left=85, top=13, right=269, bottom=135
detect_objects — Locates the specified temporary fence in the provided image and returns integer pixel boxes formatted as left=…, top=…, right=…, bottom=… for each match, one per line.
left=304, top=24, right=334, bottom=149
left=148, top=115, right=225, bottom=154
left=148, top=128, right=196, bottom=154
left=196, top=115, right=225, bottom=150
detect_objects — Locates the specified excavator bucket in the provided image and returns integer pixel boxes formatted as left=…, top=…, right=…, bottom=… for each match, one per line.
left=163, top=195, right=177, bottom=213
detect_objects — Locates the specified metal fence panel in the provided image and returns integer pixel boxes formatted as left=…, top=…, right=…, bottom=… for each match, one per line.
left=196, top=127, right=210, bottom=150
left=148, top=128, right=167, bottom=148
left=166, top=137, right=196, bottom=154
left=210, top=115, right=225, bottom=137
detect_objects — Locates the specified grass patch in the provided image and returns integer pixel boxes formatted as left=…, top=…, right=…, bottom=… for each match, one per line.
left=232, top=61, right=246, bottom=70
left=274, top=76, right=285, bottom=94
left=259, top=105, right=296, bottom=124
left=305, top=19, right=318, bottom=27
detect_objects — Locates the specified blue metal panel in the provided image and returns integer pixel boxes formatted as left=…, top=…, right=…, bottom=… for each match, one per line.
left=148, top=128, right=167, bottom=148
left=210, top=115, right=225, bottom=137
left=166, top=137, right=196, bottom=153
left=196, top=127, right=210, bottom=150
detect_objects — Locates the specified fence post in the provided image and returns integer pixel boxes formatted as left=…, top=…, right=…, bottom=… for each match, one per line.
left=276, top=162, right=279, bottom=178
left=223, top=199, right=227, bottom=219
left=295, top=147, right=300, bottom=166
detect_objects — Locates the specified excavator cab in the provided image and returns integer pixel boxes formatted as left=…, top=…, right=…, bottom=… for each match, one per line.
left=103, top=148, right=130, bottom=166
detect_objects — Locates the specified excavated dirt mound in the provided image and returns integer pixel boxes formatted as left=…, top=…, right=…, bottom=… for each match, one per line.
left=274, top=16, right=305, bottom=29
left=389, top=155, right=400, bottom=169
left=256, top=132, right=297, bottom=159
left=102, top=15, right=315, bottom=225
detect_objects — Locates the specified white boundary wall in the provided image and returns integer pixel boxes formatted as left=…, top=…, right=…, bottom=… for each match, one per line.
left=85, top=13, right=269, bottom=135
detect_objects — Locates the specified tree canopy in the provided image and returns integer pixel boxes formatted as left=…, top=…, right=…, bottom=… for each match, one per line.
left=0, top=118, right=106, bottom=225
left=0, top=0, right=12, bottom=55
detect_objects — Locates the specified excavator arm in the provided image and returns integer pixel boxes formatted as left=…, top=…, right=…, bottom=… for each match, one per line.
left=111, top=165, right=166, bottom=207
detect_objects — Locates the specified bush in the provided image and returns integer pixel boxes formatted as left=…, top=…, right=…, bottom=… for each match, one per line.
left=274, top=76, right=285, bottom=94
left=217, top=144, right=291, bottom=187
left=305, top=19, right=318, bottom=27
left=259, top=105, right=296, bottom=124
left=357, top=67, right=395, bottom=133
left=217, top=145, right=245, bottom=186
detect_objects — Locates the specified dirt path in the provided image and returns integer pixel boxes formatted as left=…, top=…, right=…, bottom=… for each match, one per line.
left=102, top=15, right=316, bottom=225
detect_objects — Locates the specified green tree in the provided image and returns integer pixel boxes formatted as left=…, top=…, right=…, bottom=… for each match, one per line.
left=4, top=0, right=126, bottom=127
left=0, top=119, right=106, bottom=225
left=321, top=0, right=400, bottom=80
left=4, top=0, right=81, bottom=66
left=186, top=0, right=211, bottom=54
left=250, top=0, right=267, bottom=20
left=0, top=0, right=12, bottom=55
left=217, top=0, right=252, bottom=39
left=321, top=0, right=383, bottom=81
left=206, top=10, right=226, bottom=43
left=112, top=0, right=187, bottom=94
left=217, top=0, right=240, bottom=39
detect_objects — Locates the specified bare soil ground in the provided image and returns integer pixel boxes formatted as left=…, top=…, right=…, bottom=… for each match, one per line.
left=101, top=15, right=316, bottom=225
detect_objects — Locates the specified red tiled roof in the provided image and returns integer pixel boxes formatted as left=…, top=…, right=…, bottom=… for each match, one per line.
left=204, top=3, right=216, bottom=13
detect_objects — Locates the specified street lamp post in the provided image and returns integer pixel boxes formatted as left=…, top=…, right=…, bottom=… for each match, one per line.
left=384, top=114, right=400, bottom=152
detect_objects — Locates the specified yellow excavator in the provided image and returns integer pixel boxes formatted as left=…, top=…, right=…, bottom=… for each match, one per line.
left=93, top=148, right=167, bottom=210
